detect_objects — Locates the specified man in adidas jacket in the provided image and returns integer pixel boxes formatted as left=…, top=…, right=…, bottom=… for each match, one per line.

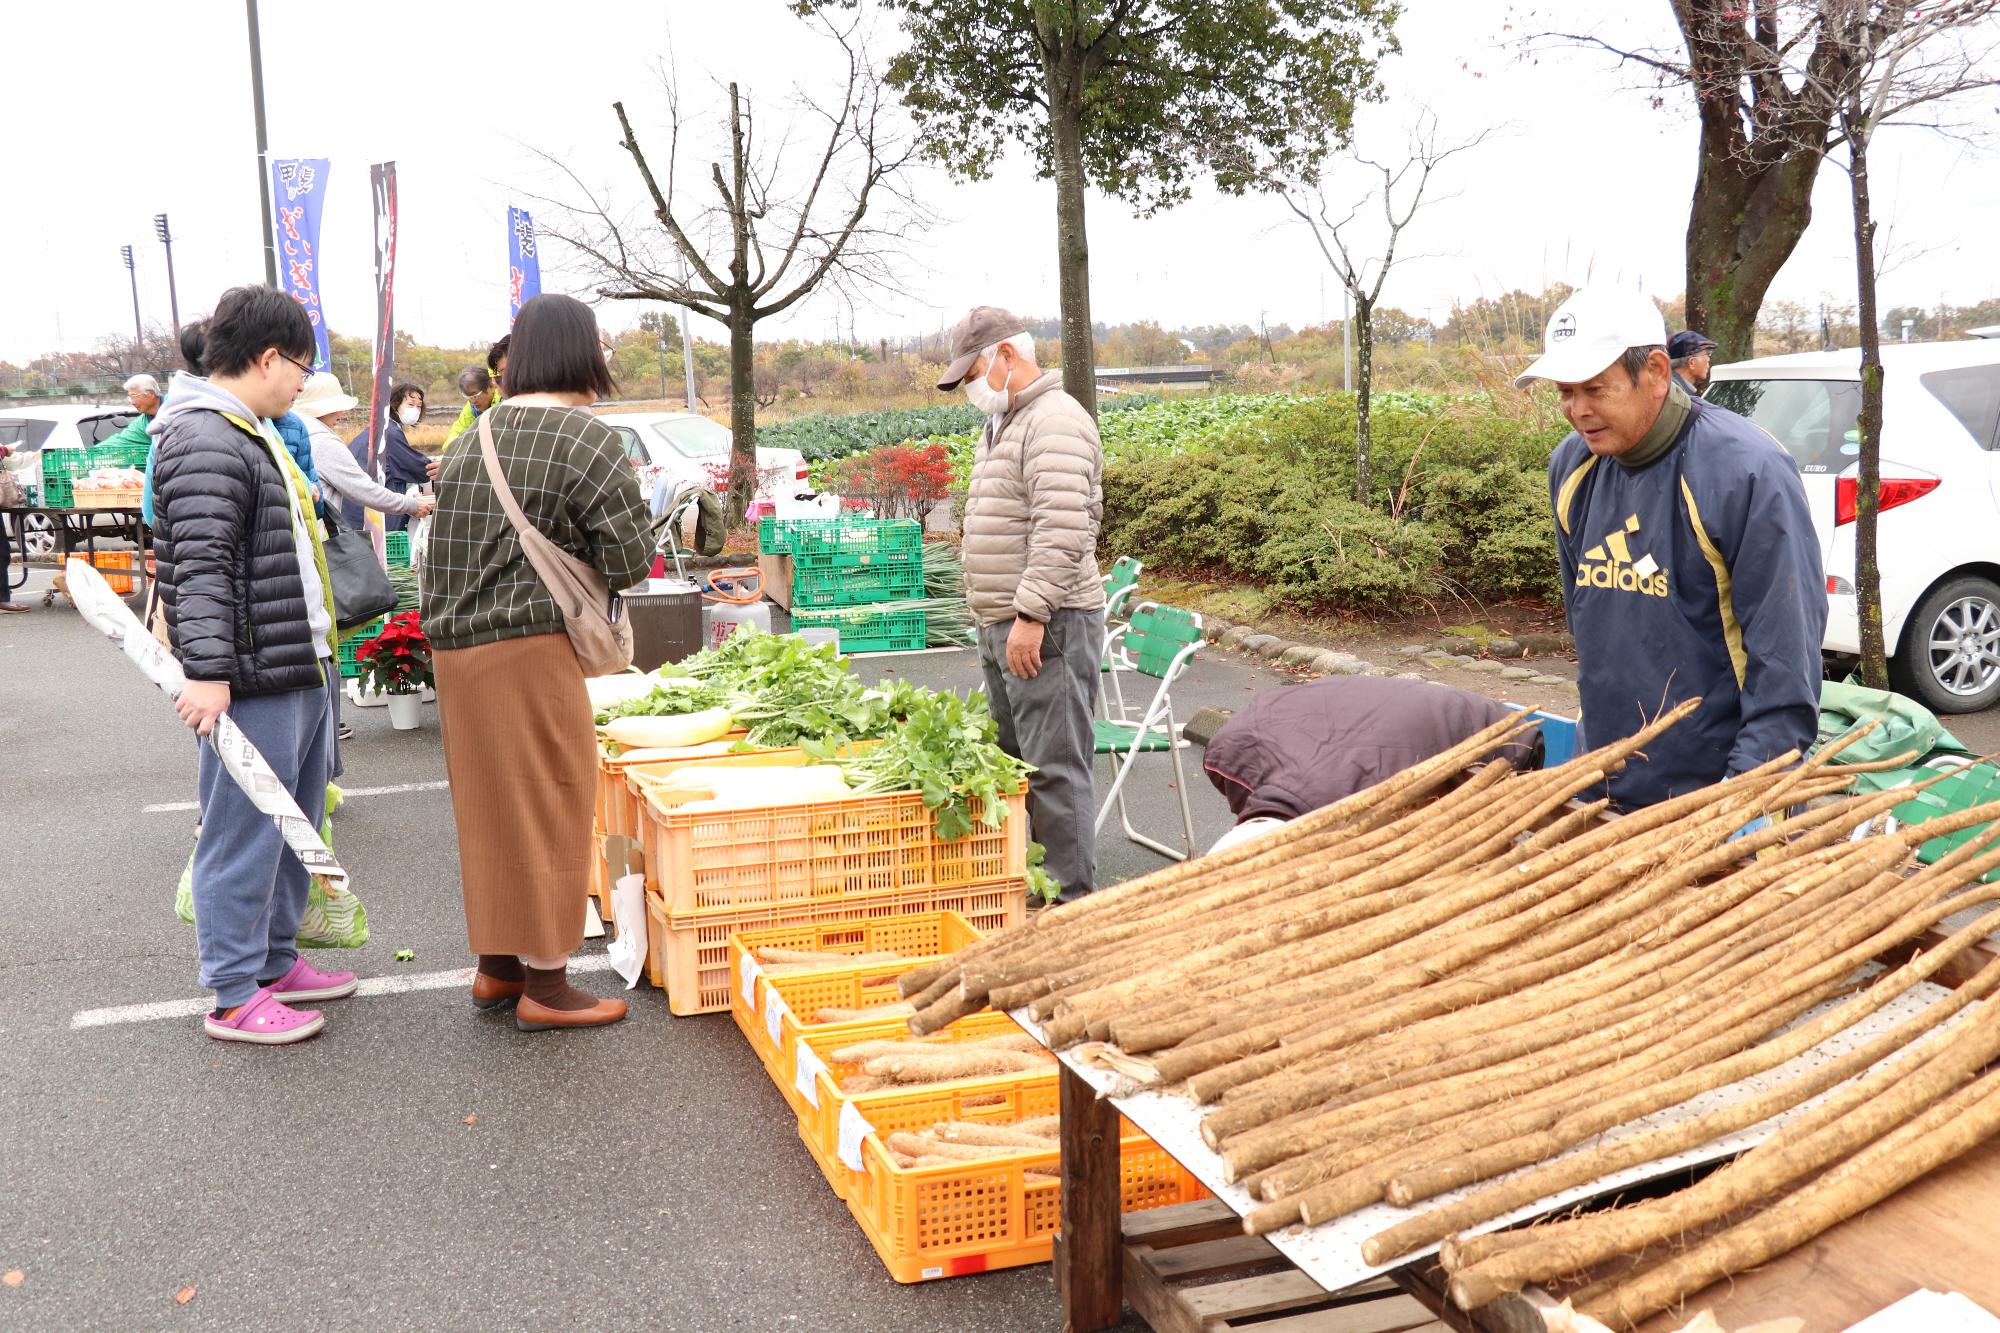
left=1519, top=288, right=1825, bottom=809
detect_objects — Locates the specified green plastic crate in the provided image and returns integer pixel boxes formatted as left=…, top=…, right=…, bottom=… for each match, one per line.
left=758, top=516, right=791, bottom=553
left=790, top=606, right=926, bottom=654
left=788, top=519, right=922, bottom=569
left=384, top=531, right=410, bottom=568
left=39, top=473, right=74, bottom=508
left=90, top=438, right=151, bottom=470
left=789, top=561, right=924, bottom=609
left=336, top=617, right=387, bottom=679
left=1893, top=762, right=2000, bottom=881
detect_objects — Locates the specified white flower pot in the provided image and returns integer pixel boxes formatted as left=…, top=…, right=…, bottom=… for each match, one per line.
left=385, top=692, right=423, bottom=730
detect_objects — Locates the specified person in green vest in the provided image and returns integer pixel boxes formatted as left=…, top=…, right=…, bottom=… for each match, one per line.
left=441, top=336, right=510, bottom=453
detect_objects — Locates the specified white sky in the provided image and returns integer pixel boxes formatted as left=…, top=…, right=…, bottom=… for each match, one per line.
left=2, top=1, right=1994, bottom=367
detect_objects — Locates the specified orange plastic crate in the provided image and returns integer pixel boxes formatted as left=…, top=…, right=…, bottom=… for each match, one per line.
left=727, top=911, right=989, bottom=1103
left=842, top=1081, right=1207, bottom=1283
left=647, top=879, right=1025, bottom=1016
left=639, top=785, right=1026, bottom=912
left=795, top=1011, right=1053, bottom=1199
left=86, top=549, right=137, bottom=594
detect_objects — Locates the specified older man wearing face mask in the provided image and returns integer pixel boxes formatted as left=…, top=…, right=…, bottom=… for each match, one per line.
left=939, top=306, right=1106, bottom=901
left=1521, top=287, right=1824, bottom=810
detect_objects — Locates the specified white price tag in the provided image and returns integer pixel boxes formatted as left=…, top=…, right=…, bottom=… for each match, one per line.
left=738, top=952, right=762, bottom=1011
left=837, top=1100, right=874, bottom=1173
left=794, top=1044, right=829, bottom=1109
left=764, top=992, right=791, bottom=1048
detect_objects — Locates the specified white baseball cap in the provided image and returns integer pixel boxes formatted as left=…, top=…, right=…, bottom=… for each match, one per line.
left=1514, top=287, right=1669, bottom=388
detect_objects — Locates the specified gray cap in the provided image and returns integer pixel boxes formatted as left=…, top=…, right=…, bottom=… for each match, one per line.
left=937, top=306, right=1029, bottom=390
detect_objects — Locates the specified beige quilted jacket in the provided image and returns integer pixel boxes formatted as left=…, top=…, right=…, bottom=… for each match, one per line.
left=961, top=373, right=1105, bottom=626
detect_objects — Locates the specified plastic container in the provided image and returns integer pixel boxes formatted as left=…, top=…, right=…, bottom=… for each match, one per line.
left=788, top=519, right=923, bottom=569
left=335, top=617, right=388, bottom=679
left=841, top=1080, right=1206, bottom=1283
left=790, top=562, right=924, bottom=610
left=637, top=785, right=1028, bottom=911
left=646, top=877, right=1025, bottom=1016
left=702, top=599, right=772, bottom=650
left=601, top=739, right=809, bottom=840
left=727, top=910, right=987, bottom=1101
left=1895, top=761, right=2000, bottom=880
left=626, top=579, right=704, bottom=671
left=790, top=607, right=926, bottom=655
left=85, top=549, right=137, bottom=595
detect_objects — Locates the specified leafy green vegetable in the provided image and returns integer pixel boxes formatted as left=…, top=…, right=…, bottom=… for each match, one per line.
left=840, top=688, right=1033, bottom=841
left=595, top=678, right=727, bottom=726
left=683, top=630, right=892, bottom=749
left=1026, top=841, right=1060, bottom=905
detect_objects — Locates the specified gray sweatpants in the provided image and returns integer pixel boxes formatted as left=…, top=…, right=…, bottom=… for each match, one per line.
left=978, top=608, right=1104, bottom=901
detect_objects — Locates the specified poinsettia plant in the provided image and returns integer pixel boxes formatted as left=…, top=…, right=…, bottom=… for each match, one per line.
left=356, top=610, right=433, bottom=695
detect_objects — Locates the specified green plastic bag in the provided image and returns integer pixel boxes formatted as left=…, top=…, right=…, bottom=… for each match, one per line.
left=172, top=783, right=369, bottom=948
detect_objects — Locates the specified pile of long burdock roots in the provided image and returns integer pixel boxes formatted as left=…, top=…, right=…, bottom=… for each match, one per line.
left=897, top=701, right=2000, bottom=1329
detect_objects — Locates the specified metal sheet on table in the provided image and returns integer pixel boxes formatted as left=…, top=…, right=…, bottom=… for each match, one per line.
left=1018, top=976, right=1955, bottom=1295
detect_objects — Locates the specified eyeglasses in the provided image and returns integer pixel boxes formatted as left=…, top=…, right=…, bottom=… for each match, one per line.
left=275, top=350, right=314, bottom=384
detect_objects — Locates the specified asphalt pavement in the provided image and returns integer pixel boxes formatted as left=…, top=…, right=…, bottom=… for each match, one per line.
left=0, top=564, right=1286, bottom=1333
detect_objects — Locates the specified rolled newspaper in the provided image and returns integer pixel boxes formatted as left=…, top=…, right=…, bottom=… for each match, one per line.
left=64, top=557, right=350, bottom=890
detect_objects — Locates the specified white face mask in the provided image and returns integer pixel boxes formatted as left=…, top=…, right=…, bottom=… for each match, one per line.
left=398, top=405, right=422, bottom=426
left=963, top=353, right=1010, bottom=417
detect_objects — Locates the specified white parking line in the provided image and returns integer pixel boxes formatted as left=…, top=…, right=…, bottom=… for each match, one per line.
left=142, top=779, right=450, bottom=814
left=70, top=956, right=615, bottom=1029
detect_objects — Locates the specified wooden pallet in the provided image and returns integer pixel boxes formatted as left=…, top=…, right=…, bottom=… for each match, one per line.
left=1121, top=1199, right=1451, bottom=1332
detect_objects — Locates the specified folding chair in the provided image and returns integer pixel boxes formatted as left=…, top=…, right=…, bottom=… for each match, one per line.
left=1100, top=556, right=1144, bottom=721
left=1094, top=601, right=1203, bottom=861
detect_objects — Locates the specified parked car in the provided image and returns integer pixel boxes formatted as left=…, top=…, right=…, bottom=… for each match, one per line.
left=594, top=410, right=811, bottom=511
left=1705, top=340, right=2000, bottom=712
left=0, top=404, right=141, bottom=559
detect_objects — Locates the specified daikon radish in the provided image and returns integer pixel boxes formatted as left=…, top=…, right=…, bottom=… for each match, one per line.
left=654, top=765, right=850, bottom=810
left=620, top=741, right=745, bottom=765
left=585, top=673, right=656, bottom=710
left=603, top=708, right=735, bottom=750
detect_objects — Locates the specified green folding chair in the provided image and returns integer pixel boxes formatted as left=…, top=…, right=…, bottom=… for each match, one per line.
left=1094, top=601, right=1203, bottom=861
left=1100, top=556, right=1144, bottom=721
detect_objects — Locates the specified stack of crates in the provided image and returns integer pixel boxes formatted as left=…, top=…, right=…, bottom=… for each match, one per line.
left=765, top=518, right=926, bottom=654
left=40, top=436, right=151, bottom=509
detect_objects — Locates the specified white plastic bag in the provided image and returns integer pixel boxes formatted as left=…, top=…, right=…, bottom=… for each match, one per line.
left=606, top=869, right=649, bottom=989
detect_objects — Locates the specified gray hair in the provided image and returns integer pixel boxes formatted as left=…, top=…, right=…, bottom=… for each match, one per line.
left=1618, top=346, right=1667, bottom=384
left=124, top=373, right=160, bottom=395
left=983, top=330, right=1036, bottom=366
left=457, top=365, right=491, bottom=395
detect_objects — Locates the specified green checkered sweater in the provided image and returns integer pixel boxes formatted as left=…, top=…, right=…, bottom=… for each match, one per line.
left=420, top=402, right=654, bottom=652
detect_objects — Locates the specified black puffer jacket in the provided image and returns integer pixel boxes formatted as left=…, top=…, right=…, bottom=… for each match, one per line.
left=153, top=399, right=323, bottom=695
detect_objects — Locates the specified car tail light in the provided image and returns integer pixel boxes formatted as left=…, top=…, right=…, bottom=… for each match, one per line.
left=795, top=463, right=811, bottom=480
left=1834, top=475, right=1939, bottom=526
left=1827, top=575, right=1854, bottom=595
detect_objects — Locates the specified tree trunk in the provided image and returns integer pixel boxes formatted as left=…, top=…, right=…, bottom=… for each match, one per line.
left=1848, top=123, right=1889, bottom=690
left=1684, top=127, right=1825, bottom=362
left=1354, top=295, right=1375, bottom=505
left=1045, top=48, right=1098, bottom=420
left=727, top=311, right=758, bottom=524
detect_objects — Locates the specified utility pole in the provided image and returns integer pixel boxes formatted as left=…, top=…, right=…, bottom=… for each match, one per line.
left=246, top=0, right=277, bottom=287
left=153, top=214, right=182, bottom=351
left=121, top=246, right=144, bottom=362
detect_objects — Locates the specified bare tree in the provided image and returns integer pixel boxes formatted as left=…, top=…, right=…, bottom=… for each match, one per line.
left=1279, top=113, right=1493, bottom=503
left=538, top=20, right=922, bottom=519
left=1818, top=1, right=1999, bottom=688
left=1526, top=5, right=1919, bottom=360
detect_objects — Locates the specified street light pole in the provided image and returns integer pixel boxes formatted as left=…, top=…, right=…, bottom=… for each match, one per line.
left=121, top=246, right=144, bottom=361
left=153, top=214, right=182, bottom=353
left=246, top=0, right=277, bottom=287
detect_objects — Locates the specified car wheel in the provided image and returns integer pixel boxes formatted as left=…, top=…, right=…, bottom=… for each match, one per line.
left=19, top=513, right=56, bottom=561
left=1893, top=575, right=2000, bottom=714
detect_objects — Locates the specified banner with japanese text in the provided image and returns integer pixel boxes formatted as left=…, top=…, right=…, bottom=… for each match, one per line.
left=366, top=162, right=398, bottom=480
left=270, top=157, right=332, bottom=371
left=507, top=205, right=541, bottom=324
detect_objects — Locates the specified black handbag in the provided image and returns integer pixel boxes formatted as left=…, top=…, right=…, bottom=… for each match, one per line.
left=321, top=503, right=400, bottom=632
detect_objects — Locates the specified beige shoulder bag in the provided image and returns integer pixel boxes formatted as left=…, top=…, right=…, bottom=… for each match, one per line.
left=476, top=410, right=633, bottom=674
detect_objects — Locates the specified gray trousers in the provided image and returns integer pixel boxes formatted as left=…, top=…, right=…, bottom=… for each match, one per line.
left=978, top=608, right=1104, bottom=901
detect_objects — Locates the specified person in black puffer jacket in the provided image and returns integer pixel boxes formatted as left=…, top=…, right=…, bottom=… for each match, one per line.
left=151, top=285, right=357, bottom=1047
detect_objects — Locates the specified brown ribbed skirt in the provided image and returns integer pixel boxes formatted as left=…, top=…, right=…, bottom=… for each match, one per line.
left=434, top=632, right=593, bottom=958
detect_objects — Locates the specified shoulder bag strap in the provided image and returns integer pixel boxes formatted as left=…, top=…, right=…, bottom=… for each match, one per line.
left=476, top=408, right=592, bottom=615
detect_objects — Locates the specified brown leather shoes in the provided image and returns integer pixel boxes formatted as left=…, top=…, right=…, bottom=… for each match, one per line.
left=471, top=971, right=525, bottom=1010
left=515, top=994, right=628, bottom=1031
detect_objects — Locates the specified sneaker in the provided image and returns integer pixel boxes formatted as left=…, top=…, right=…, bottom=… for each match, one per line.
left=263, top=955, right=359, bottom=1003
left=336, top=723, right=354, bottom=741
left=203, top=987, right=325, bottom=1045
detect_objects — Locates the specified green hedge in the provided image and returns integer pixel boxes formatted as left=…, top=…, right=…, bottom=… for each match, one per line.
left=763, top=393, right=1161, bottom=462
left=1101, top=394, right=1568, bottom=614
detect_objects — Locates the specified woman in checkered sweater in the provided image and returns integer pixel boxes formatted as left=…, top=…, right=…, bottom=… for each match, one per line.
left=421, top=294, right=653, bottom=1032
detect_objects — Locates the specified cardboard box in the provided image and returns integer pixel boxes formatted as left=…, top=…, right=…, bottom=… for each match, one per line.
left=758, top=553, right=795, bottom=610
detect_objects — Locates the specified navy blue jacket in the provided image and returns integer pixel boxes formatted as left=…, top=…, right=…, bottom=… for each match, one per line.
left=1551, top=399, right=1825, bottom=808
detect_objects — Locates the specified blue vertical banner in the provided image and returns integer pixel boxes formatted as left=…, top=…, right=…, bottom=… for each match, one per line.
left=507, top=205, right=542, bottom=325
left=270, top=157, right=333, bottom=370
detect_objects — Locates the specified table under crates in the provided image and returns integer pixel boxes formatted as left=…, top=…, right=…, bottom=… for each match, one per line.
left=757, top=517, right=931, bottom=654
